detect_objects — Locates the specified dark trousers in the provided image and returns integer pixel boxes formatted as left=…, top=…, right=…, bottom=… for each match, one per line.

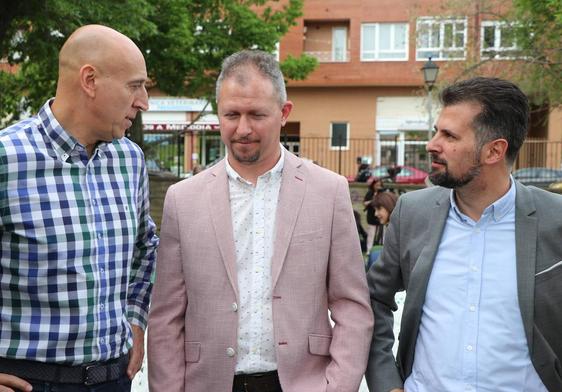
left=21, top=375, right=131, bottom=392
left=232, top=370, right=282, bottom=392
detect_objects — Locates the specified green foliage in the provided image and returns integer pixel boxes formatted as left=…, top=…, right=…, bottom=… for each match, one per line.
left=511, top=0, right=562, bottom=106
left=0, top=0, right=315, bottom=126
left=445, top=0, right=562, bottom=107
left=280, top=54, right=318, bottom=81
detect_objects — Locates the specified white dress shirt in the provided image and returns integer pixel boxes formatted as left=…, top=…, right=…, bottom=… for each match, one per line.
left=405, top=179, right=547, bottom=392
left=226, top=147, right=284, bottom=374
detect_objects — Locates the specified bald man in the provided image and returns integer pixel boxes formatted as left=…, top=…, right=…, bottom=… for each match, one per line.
left=0, top=25, right=159, bottom=392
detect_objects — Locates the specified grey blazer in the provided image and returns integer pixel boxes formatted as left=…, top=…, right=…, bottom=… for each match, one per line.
left=365, top=181, right=562, bottom=392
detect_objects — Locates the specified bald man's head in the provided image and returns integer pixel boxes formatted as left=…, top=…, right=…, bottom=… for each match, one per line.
left=58, top=24, right=143, bottom=78
left=51, top=24, right=148, bottom=149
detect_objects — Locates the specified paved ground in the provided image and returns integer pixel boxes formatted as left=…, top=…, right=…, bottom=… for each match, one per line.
left=132, top=292, right=405, bottom=392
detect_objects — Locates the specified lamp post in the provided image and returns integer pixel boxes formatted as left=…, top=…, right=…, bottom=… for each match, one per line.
left=421, top=57, right=439, bottom=170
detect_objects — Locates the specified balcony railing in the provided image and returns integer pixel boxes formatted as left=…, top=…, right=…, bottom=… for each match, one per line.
left=304, top=50, right=350, bottom=62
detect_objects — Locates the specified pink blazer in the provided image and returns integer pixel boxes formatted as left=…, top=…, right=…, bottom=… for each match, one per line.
left=147, top=152, right=373, bottom=392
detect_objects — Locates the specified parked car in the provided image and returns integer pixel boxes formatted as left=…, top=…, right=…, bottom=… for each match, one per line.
left=548, top=181, right=562, bottom=192
left=351, top=165, right=428, bottom=184
left=512, top=167, right=562, bottom=188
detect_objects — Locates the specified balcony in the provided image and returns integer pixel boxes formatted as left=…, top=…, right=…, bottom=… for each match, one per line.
left=304, top=20, right=350, bottom=63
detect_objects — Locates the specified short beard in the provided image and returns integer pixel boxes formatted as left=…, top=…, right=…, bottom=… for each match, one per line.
left=231, top=139, right=260, bottom=164
left=232, top=149, right=260, bottom=164
left=429, top=154, right=482, bottom=189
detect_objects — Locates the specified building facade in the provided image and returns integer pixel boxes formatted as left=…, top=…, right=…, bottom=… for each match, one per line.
left=279, top=0, right=561, bottom=176
left=141, top=0, right=561, bottom=177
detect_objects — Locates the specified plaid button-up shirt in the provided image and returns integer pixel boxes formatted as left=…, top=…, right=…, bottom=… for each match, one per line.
left=0, top=100, right=159, bottom=365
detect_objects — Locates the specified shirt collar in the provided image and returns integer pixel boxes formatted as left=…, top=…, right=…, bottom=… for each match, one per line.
left=449, top=176, right=516, bottom=223
left=225, top=144, right=285, bottom=184
left=38, top=99, right=110, bottom=162
left=37, top=99, right=79, bottom=162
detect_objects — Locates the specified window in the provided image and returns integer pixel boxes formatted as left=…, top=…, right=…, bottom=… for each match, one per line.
left=361, top=23, right=409, bottom=61
left=481, top=21, right=521, bottom=59
left=416, top=17, right=467, bottom=60
left=332, top=27, right=348, bottom=62
left=330, top=122, right=349, bottom=149
left=304, top=21, right=349, bottom=62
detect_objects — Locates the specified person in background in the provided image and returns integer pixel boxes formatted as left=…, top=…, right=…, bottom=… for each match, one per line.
left=148, top=50, right=373, bottom=392
left=366, top=191, right=398, bottom=270
left=192, top=164, right=203, bottom=175
left=365, top=77, right=562, bottom=392
left=363, top=177, right=384, bottom=252
left=0, top=25, right=158, bottom=391
left=354, top=210, right=369, bottom=254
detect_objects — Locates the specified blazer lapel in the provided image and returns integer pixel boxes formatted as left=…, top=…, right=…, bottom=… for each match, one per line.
left=405, top=189, right=450, bottom=307
left=399, top=189, right=450, bottom=375
left=271, top=152, right=306, bottom=289
left=514, top=181, right=537, bottom=347
left=207, top=160, right=239, bottom=299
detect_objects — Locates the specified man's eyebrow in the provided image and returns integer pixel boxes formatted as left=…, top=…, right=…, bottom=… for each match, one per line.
left=128, top=78, right=147, bottom=84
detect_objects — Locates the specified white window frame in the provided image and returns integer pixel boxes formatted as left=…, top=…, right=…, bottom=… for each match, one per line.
left=480, top=21, right=521, bottom=60
left=416, top=17, right=467, bottom=60
left=332, top=26, right=348, bottom=62
left=361, top=23, right=409, bottom=61
left=330, top=122, right=350, bottom=150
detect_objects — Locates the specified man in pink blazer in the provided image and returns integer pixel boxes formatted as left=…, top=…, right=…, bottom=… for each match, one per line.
left=147, top=50, right=373, bottom=392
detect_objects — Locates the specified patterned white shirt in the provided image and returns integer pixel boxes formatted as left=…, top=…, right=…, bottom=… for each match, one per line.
left=225, top=147, right=284, bottom=374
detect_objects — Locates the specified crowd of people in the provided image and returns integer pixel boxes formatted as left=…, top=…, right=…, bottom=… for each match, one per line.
left=1, top=24, right=561, bottom=392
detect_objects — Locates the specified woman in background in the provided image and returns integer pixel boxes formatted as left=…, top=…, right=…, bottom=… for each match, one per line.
left=366, top=191, right=398, bottom=270
left=363, top=178, right=384, bottom=253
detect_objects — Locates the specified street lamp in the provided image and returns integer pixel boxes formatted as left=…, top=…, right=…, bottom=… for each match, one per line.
left=421, top=57, right=439, bottom=170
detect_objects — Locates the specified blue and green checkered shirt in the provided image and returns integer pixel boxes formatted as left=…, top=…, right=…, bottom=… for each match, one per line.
left=0, top=100, right=159, bottom=365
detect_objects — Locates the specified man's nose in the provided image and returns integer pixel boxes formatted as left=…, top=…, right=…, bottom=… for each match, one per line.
left=134, top=86, right=149, bottom=111
left=426, top=132, right=438, bottom=153
left=236, top=115, right=251, bottom=137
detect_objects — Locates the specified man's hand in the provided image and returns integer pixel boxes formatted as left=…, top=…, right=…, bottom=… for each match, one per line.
left=0, top=373, right=32, bottom=392
left=390, top=389, right=404, bottom=392
left=127, top=325, right=145, bottom=380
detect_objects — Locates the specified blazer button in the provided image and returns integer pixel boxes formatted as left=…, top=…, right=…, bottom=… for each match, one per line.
left=226, top=347, right=236, bottom=357
left=231, top=302, right=238, bottom=312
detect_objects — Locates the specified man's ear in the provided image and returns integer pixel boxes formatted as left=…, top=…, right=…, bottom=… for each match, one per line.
left=79, top=64, right=97, bottom=98
left=281, top=100, right=293, bottom=126
left=483, top=138, right=508, bottom=165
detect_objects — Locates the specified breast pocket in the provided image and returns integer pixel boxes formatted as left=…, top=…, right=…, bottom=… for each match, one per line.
left=534, top=262, right=562, bottom=362
left=291, top=230, right=325, bottom=245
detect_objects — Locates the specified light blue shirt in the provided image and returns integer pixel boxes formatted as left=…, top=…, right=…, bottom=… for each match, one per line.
left=404, top=179, right=547, bottom=392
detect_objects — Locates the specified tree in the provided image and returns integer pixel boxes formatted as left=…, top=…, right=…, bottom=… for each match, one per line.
left=511, top=0, right=562, bottom=106
left=435, top=0, right=562, bottom=108
left=0, top=0, right=316, bottom=127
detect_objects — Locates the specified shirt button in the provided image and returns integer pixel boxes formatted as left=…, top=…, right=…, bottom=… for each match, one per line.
left=92, top=199, right=97, bottom=206
left=466, top=345, right=473, bottom=351
left=231, top=302, right=238, bottom=312
left=97, top=232, right=103, bottom=239
left=469, top=305, right=476, bottom=312
left=226, top=347, right=236, bottom=357
left=100, top=337, right=105, bottom=343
